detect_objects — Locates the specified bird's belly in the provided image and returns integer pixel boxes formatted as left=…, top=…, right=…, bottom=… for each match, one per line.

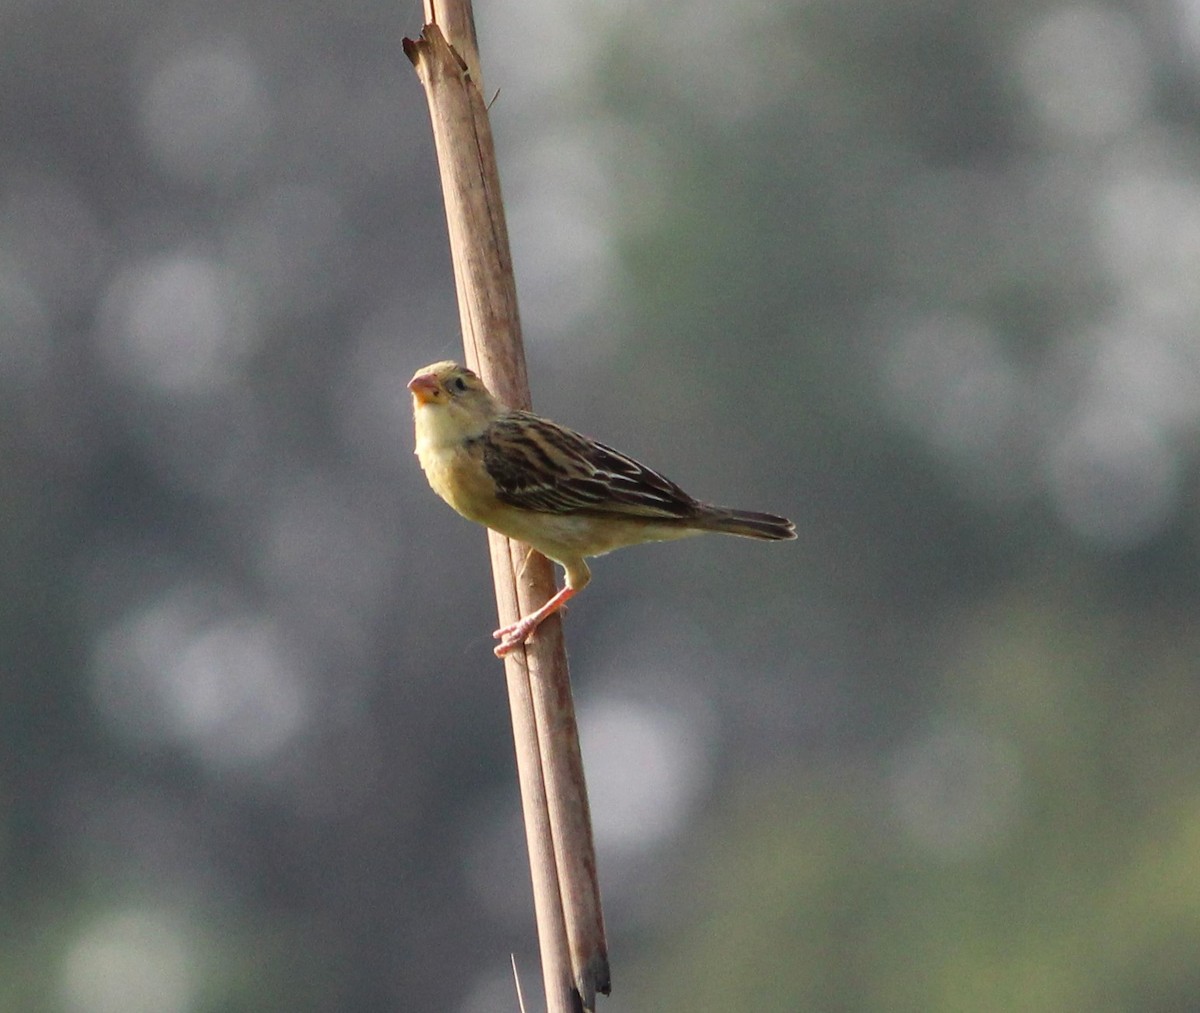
left=503, top=511, right=700, bottom=562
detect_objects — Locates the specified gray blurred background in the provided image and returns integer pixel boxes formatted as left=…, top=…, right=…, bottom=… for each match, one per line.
left=4, top=0, right=1200, bottom=1010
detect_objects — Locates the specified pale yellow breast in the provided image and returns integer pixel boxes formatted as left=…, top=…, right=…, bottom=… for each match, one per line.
left=417, top=440, right=497, bottom=523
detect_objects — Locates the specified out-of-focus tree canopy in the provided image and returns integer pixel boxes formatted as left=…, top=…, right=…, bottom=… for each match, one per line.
left=2, top=0, right=1199, bottom=1009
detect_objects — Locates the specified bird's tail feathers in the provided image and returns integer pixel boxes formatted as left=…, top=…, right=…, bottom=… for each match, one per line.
left=698, top=506, right=796, bottom=541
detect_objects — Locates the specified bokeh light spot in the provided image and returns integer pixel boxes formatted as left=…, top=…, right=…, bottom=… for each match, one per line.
left=96, top=253, right=257, bottom=395
left=92, top=586, right=309, bottom=769
left=1093, top=160, right=1200, bottom=317
left=579, top=696, right=710, bottom=854
left=60, top=909, right=195, bottom=1013
left=890, top=723, right=1024, bottom=860
left=506, top=133, right=616, bottom=342
left=1046, top=408, right=1180, bottom=549
left=881, top=311, right=1030, bottom=498
left=1016, top=5, right=1150, bottom=141
left=137, top=43, right=272, bottom=185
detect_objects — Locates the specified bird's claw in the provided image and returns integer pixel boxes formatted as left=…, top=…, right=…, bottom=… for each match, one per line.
left=492, top=605, right=569, bottom=657
left=493, top=619, right=536, bottom=657
left=492, top=592, right=572, bottom=658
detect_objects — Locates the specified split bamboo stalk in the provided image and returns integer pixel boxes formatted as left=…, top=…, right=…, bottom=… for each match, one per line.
left=403, top=5, right=610, bottom=1010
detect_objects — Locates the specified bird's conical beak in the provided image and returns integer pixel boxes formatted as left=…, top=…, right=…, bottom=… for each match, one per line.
left=408, top=372, right=440, bottom=405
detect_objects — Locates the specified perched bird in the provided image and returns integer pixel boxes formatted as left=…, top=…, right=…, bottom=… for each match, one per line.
left=408, top=360, right=796, bottom=656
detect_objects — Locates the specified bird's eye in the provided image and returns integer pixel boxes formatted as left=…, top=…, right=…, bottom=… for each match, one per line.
left=453, top=377, right=467, bottom=391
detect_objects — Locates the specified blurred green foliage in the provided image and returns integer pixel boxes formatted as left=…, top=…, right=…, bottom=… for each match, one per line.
left=634, top=589, right=1200, bottom=1010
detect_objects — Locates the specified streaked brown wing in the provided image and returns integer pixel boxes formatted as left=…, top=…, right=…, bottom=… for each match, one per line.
left=481, top=412, right=701, bottom=519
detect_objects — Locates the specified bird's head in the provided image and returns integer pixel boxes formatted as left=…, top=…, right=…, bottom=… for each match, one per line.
left=408, top=361, right=500, bottom=437
left=408, top=360, right=492, bottom=405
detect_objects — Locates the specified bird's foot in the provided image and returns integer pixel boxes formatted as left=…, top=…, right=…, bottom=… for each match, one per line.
left=492, top=590, right=575, bottom=657
left=493, top=616, right=540, bottom=657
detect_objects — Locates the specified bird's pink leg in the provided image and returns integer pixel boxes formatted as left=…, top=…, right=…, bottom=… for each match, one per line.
left=493, top=586, right=576, bottom=657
